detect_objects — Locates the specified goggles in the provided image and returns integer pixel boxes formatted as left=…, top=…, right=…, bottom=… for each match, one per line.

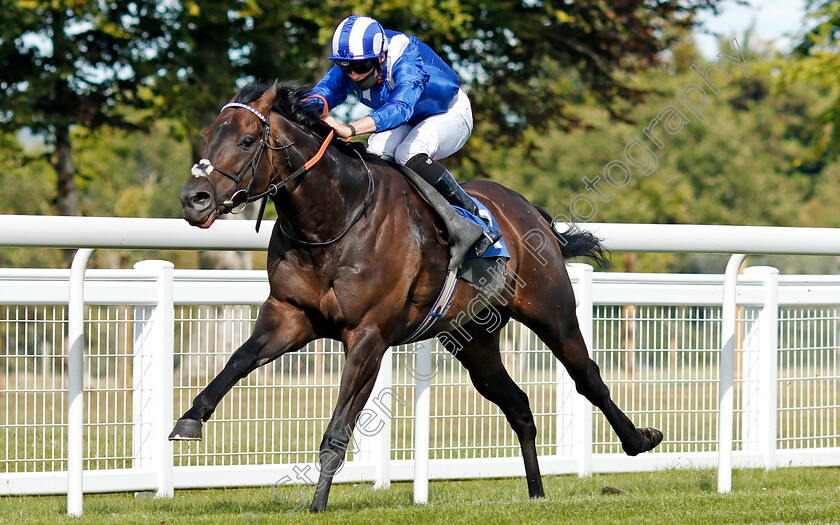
left=335, top=58, right=377, bottom=74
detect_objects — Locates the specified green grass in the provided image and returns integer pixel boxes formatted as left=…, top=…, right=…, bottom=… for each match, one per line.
left=3, top=468, right=840, bottom=524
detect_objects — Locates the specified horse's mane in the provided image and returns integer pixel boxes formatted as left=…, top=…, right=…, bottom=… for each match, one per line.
left=234, top=82, right=367, bottom=157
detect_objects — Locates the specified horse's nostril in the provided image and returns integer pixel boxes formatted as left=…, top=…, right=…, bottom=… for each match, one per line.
left=191, top=191, right=211, bottom=207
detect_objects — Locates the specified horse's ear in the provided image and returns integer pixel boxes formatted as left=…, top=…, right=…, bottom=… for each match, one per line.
left=252, top=81, right=279, bottom=117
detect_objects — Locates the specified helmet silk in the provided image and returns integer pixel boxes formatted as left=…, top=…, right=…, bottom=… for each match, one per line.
left=330, top=15, right=388, bottom=61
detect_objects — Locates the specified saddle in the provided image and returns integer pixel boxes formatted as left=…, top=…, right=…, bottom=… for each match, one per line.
left=398, top=163, right=508, bottom=281
left=392, top=163, right=510, bottom=343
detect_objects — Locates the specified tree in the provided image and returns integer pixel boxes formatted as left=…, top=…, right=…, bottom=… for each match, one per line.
left=460, top=49, right=829, bottom=272
left=0, top=1, right=170, bottom=263
left=777, top=0, right=840, bottom=162
left=142, top=1, right=730, bottom=149
left=419, top=1, right=727, bottom=137
left=0, top=131, right=58, bottom=268
left=3, top=2, right=733, bottom=232
left=358, top=1, right=730, bottom=179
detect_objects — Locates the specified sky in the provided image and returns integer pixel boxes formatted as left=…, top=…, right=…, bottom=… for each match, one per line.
left=693, top=0, right=809, bottom=58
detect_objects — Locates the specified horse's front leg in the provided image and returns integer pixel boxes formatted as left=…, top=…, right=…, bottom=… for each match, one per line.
left=309, top=328, right=388, bottom=513
left=169, top=298, right=315, bottom=440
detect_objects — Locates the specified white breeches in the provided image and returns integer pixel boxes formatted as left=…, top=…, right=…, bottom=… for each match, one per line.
left=366, top=88, right=473, bottom=165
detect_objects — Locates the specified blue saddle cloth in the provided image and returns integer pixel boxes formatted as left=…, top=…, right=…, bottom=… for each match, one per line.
left=453, top=197, right=510, bottom=259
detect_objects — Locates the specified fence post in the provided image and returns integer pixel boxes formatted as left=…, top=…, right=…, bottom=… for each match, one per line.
left=356, top=347, right=393, bottom=489
left=740, top=288, right=760, bottom=457
left=718, top=254, right=747, bottom=493
left=413, top=339, right=432, bottom=504
left=742, top=266, right=779, bottom=470
left=67, top=248, right=94, bottom=517
left=566, top=263, right=593, bottom=476
left=132, top=260, right=175, bottom=498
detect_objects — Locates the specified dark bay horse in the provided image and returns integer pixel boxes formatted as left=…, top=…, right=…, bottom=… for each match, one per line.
left=175, top=82, right=662, bottom=512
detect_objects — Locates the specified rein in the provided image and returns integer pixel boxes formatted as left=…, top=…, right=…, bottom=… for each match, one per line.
left=198, top=94, right=374, bottom=241
left=276, top=147, right=375, bottom=247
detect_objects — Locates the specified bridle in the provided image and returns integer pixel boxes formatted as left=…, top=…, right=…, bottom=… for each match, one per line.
left=193, top=94, right=374, bottom=242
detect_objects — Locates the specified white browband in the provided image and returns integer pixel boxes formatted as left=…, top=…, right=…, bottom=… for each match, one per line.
left=220, top=102, right=268, bottom=125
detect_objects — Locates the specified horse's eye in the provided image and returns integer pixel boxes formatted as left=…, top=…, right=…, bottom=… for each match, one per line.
left=242, top=137, right=256, bottom=149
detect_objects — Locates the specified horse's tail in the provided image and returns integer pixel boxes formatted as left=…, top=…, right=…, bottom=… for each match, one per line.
left=535, top=207, right=610, bottom=269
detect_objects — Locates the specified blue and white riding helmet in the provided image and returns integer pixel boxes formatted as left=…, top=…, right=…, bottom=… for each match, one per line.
left=330, top=15, right=388, bottom=62
left=330, top=15, right=388, bottom=89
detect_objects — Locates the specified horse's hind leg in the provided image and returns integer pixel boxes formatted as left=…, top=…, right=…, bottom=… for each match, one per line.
left=550, top=324, right=661, bottom=455
left=440, top=312, right=545, bottom=498
left=169, top=298, right=315, bottom=440
left=514, top=281, right=662, bottom=456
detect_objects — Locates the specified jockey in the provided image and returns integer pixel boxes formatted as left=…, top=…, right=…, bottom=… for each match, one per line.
left=308, top=14, right=502, bottom=257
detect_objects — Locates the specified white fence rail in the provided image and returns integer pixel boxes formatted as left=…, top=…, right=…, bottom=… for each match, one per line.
left=3, top=265, right=840, bottom=487
left=1, top=216, right=840, bottom=514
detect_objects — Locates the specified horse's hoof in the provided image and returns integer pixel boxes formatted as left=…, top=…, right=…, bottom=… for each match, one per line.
left=635, top=427, right=663, bottom=454
left=644, top=427, right=664, bottom=450
left=169, top=418, right=203, bottom=441
left=623, top=427, right=663, bottom=456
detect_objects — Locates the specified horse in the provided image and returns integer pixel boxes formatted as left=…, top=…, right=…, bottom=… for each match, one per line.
left=174, top=81, right=662, bottom=512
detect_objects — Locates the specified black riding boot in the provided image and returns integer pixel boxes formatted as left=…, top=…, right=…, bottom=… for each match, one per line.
left=406, top=154, right=503, bottom=257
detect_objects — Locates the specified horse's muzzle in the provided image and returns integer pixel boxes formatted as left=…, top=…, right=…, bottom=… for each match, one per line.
left=180, top=181, right=218, bottom=229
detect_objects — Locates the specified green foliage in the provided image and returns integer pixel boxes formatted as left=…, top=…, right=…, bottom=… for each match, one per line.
left=447, top=1, right=726, bottom=137
left=0, top=1, right=155, bottom=133
left=771, top=0, right=840, bottom=162
left=72, top=121, right=189, bottom=219
left=323, top=1, right=727, bottom=139
left=0, top=0, right=173, bottom=222
left=145, top=1, right=486, bottom=151
left=0, top=133, right=53, bottom=215
left=1, top=3, right=839, bottom=273
left=458, top=49, right=837, bottom=272
left=464, top=65, right=813, bottom=221
left=0, top=121, right=198, bottom=269
left=0, top=132, right=61, bottom=268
